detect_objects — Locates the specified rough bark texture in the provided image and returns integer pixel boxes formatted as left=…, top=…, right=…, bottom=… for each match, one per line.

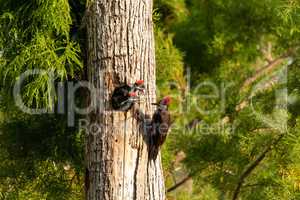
left=85, top=0, right=165, bottom=200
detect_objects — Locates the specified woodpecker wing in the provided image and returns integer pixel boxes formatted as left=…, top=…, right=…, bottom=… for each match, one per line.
left=157, top=110, right=171, bottom=145
left=149, top=109, right=171, bottom=160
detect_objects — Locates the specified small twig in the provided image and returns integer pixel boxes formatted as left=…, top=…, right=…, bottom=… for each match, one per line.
left=167, top=175, right=192, bottom=193
left=243, top=182, right=279, bottom=188
left=260, top=42, right=273, bottom=63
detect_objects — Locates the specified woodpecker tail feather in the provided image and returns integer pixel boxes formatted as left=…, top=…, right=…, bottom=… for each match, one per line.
left=148, top=141, right=159, bottom=160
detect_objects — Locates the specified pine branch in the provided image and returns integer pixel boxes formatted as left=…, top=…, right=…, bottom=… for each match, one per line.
left=235, top=48, right=295, bottom=112
left=241, top=55, right=288, bottom=91
left=231, top=134, right=284, bottom=200
left=241, top=48, right=294, bottom=91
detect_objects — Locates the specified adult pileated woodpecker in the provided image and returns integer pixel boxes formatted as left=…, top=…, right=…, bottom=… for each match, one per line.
left=111, top=80, right=145, bottom=111
left=149, top=96, right=171, bottom=160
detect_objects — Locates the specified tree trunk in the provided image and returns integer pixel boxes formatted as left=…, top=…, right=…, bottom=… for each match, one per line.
left=85, top=0, right=165, bottom=200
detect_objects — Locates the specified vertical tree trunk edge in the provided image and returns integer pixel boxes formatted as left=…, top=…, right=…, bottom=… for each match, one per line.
left=85, top=0, right=166, bottom=199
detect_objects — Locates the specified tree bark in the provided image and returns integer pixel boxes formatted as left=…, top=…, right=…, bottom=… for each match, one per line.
left=85, top=0, right=165, bottom=200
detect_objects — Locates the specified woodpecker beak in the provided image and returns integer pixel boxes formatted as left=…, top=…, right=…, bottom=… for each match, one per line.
left=137, top=87, right=145, bottom=94
left=151, top=103, right=159, bottom=106
left=135, top=86, right=144, bottom=90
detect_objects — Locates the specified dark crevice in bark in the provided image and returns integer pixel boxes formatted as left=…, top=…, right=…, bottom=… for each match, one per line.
left=133, top=147, right=140, bottom=200
left=122, top=112, right=127, bottom=200
left=85, top=168, right=90, bottom=192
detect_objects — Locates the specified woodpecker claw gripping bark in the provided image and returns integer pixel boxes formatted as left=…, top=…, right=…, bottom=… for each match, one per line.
left=149, top=96, right=172, bottom=160
left=111, top=80, right=145, bottom=111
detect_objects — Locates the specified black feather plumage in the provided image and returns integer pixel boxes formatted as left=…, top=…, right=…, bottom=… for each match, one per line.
left=149, top=106, right=171, bottom=160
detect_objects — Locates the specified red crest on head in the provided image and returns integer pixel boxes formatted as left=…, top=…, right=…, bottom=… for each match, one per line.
left=161, top=96, right=171, bottom=105
left=135, top=80, right=144, bottom=85
left=128, top=92, right=137, bottom=97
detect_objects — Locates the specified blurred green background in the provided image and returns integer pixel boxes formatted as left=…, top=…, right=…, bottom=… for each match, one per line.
left=1, top=0, right=300, bottom=199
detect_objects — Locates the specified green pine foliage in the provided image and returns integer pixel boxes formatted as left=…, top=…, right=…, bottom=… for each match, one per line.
left=0, top=0, right=83, bottom=109
left=0, top=0, right=85, bottom=199
left=0, top=113, right=84, bottom=199
left=1, top=0, right=300, bottom=199
left=156, top=0, right=300, bottom=199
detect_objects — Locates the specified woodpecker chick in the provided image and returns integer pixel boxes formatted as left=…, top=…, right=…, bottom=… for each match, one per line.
left=111, top=80, right=145, bottom=111
left=149, top=96, right=171, bottom=160
left=133, top=80, right=145, bottom=93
